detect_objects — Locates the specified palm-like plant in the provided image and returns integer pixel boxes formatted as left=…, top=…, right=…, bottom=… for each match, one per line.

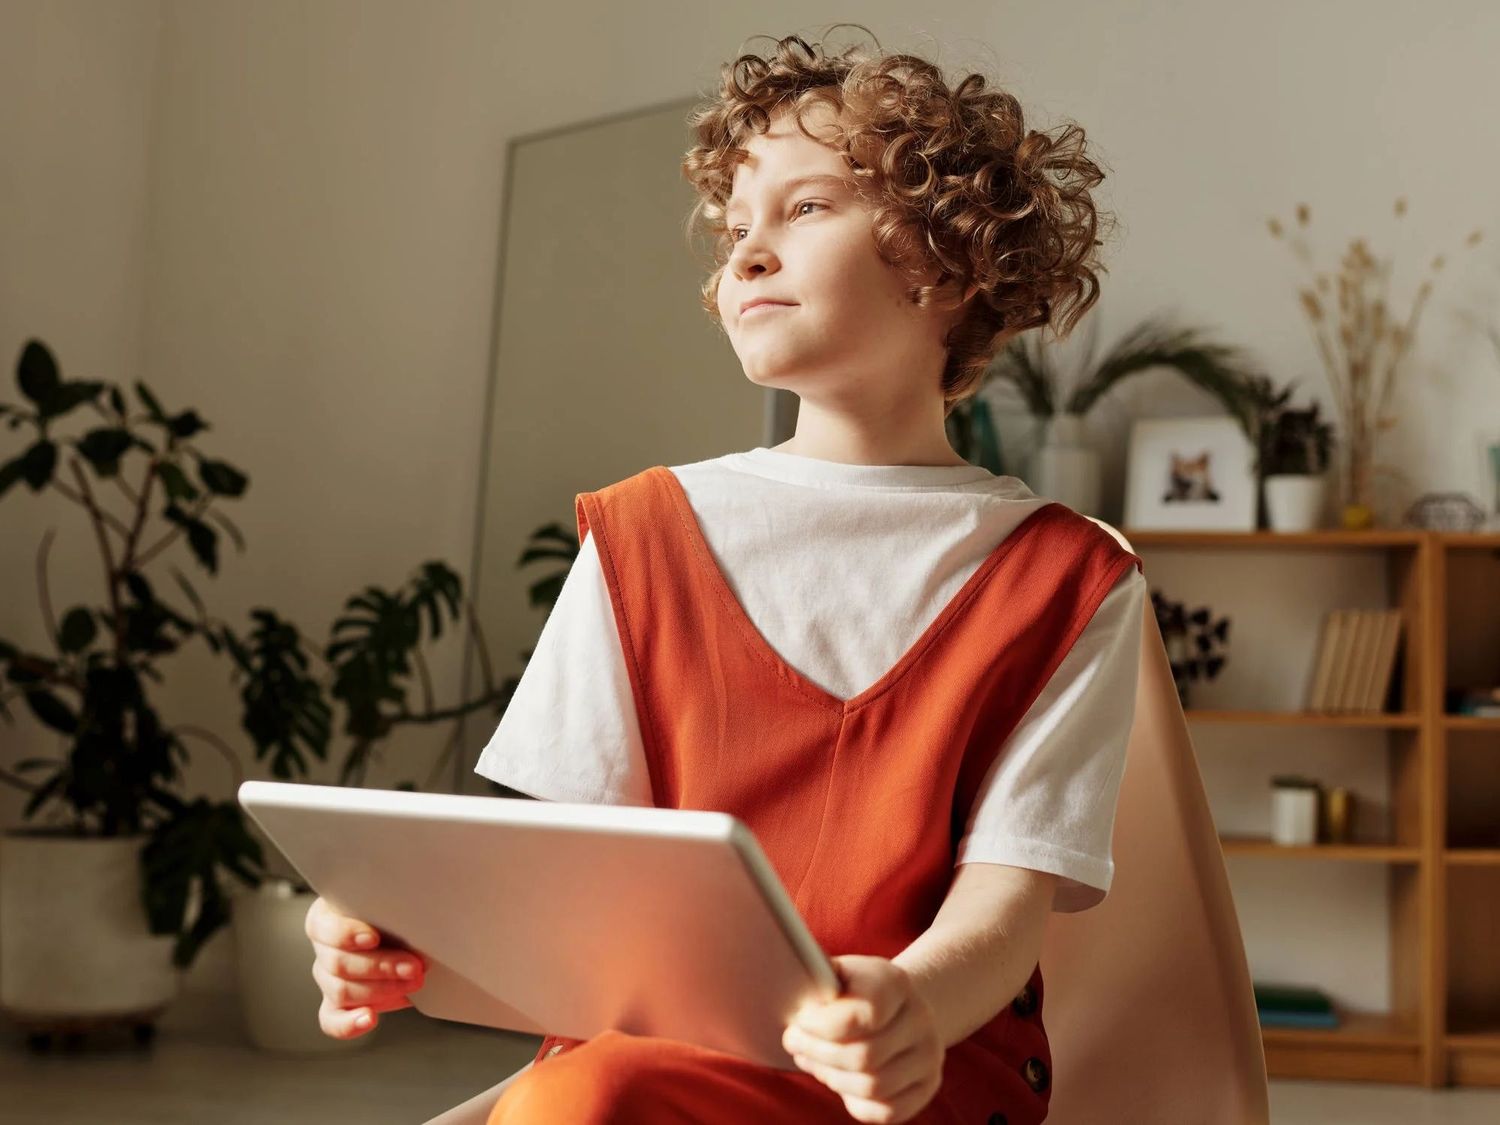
left=982, top=313, right=1270, bottom=439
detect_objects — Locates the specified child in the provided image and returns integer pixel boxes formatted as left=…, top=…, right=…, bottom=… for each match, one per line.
left=307, top=27, right=1144, bottom=1125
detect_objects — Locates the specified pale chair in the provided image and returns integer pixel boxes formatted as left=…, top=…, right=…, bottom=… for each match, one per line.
left=421, top=524, right=1271, bottom=1125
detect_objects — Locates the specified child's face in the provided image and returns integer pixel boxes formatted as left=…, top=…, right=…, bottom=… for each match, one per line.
left=715, top=102, right=962, bottom=409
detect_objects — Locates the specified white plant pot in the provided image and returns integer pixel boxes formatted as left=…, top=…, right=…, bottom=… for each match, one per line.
left=1028, top=413, right=1102, bottom=517
left=0, top=832, right=179, bottom=1020
left=1264, top=473, right=1328, bottom=532
left=231, top=879, right=373, bottom=1054
left=1271, top=788, right=1320, bottom=846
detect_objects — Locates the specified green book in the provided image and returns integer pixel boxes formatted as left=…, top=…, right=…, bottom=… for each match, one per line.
left=1253, top=983, right=1333, bottom=1014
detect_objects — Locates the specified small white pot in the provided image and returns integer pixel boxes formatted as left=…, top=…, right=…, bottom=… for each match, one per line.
left=1264, top=473, right=1328, bottom=532
left=231, top=879, right=373, bottom=1054
left=1029, top=413, right=1102, bottom=517
left=0, top=832, right=179, bottom=1020
left=1271, top=788, right=1320, bottom=846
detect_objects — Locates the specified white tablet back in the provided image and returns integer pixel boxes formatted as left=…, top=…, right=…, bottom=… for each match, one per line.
left=237, top=781, right=838, bottom=1069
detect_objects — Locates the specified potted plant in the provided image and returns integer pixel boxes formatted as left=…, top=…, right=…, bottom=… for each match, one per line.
left=1265, top=197, right=1484, bottom=529
left=1255, top=388, right=1335, bottom=532
left=222, top=520, right=574, bottom=1053
left=952, top=312, right=1269, bottom=517
left=1149, top=589, right=1230, bottom=710
left=0, top=339, right=265, bottom=1048
left=0, top=336, right=557, bottom=1054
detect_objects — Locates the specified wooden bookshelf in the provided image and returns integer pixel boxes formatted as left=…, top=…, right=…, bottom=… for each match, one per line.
left=1123, top=525, right=1500, bottom=1088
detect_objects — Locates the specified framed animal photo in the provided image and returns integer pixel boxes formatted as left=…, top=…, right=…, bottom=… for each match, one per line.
left=1123, top=416, right=1257, bottom=531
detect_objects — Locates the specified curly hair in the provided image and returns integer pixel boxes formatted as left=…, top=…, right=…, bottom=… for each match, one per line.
left=682, top=26, right=1114, bottom=414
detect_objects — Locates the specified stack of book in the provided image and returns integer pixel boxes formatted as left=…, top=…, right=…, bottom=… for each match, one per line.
left=1305, top=608, right=1403, bottom=713
left=1254, top=982, right=1339, bottom=1029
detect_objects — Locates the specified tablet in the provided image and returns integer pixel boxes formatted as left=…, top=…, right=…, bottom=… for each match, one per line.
left=237, top=781, right=841, bottom=1069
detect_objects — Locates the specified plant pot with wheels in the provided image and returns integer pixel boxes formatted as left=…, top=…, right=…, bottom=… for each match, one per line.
left=231, top=877, right=373, bottom=1054
left=0, top=829, right=178, bottom=1050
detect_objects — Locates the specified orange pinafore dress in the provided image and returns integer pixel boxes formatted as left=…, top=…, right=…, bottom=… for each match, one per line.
left=489, top=465, right=1143, bottom=1125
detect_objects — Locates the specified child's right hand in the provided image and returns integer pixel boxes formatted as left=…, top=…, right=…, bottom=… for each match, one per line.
left=305, top=894, right=428, bottom=1039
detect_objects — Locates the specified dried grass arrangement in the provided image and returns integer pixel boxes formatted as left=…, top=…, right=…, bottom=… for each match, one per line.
left=1266, top=197, right=1483, bottom=528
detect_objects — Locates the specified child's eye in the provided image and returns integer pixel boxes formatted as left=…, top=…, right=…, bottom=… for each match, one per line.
left=729, top=200, right=827, bottom=242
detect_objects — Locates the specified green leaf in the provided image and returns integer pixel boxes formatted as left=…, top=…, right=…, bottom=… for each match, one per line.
left=185, top=518, right=218, bottom=574
left=198, top=458, right=246, bottom=498
left=0, top=453, right=26, bottom=500
left=168, top=410, right=207, bottom=439
left=57, top=607, right=97, bottom=653
left=156, top=462, right=200, bottom=503
left=24, top=689, right=77, bottom=734
left=135, top=382, right=168, bottom=425
left=18, top=440, right=57, bottom=490
left=17, top=340, right=60, bottom=407
left=233, top=610, right=332, bottom=779
left=76, top=427, right=134, bottom=474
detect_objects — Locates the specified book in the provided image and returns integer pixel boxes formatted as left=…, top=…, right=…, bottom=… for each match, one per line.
left=1365, top=610, right=1403, bottom=712
left=1257, top=1008, right=1341, bottom=1029
left=1343, top=610, right=1381, bottom=712
left=1306, top=611, right=1340, bottom=712
left=1254, top=983, right=1334, bottom=1013
left=1323, top=609, right=1359, bottom=713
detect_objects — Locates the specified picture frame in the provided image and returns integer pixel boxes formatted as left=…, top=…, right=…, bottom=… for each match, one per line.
left=1123, top=416, right=1257, bottom=531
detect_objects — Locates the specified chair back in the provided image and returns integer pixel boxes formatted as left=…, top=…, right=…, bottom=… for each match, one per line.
left=1038, top=524, right=1270, bottom=1122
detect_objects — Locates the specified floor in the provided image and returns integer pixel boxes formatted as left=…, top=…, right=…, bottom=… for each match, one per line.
left=3, top=938, right=1499, bottom=1124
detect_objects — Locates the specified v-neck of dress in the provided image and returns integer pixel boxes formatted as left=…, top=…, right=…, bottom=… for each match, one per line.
left=651, top=465, right=1058, bottom=716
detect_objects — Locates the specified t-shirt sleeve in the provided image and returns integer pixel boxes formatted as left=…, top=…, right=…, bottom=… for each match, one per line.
left=953, top=564, right=1146, bottom=913
left=472, top=530, right=653, bottom=806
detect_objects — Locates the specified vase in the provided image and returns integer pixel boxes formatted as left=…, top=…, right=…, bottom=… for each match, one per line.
left=1028, top=413, right=1102, bottom=517
left=230, top=879, right=374, bottom=1054
left=0, top=831, right=179, bottom=1025
left=1271, top=787, right=1320, bottom=846
left=1263, top=473, right=1328, bottom=532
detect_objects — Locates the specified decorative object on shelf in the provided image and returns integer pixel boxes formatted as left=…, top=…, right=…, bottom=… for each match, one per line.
left=1487, top=442, right=1500, bottom=531
left=1266, top=197, right=1484, bottom=530
left=1150, top=589, right=1230, bottom=708
left=1446, top=684, right=1500, bottom=718
left=1400, top=491, right=1487, bottom=532
left=1244, top=376, right=1336, bottom=532
left=1270, top=775, right=1322, bottom=846
left=1322, top=785, right=1354, bottom=844
left=959, top=312, right=1268, bottom=516
left=1253, top=982, right=1339, bottom=1029
left=1124, top=416, right=1258, bottom=530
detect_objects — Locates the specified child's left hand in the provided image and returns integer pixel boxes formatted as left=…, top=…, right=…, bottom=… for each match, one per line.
left=782, top=954, right=945, bottom=1124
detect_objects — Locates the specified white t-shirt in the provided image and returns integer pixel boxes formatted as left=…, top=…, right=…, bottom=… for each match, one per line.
left=474, top=446, right=1145, bottom=912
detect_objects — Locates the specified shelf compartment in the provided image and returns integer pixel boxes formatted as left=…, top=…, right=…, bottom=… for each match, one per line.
left=1444, top=1026, right=1500, bottom=1086
left=1219, top=836, right=1422, bottom=862
left=1262, top=1010, right=1423, bottom=1083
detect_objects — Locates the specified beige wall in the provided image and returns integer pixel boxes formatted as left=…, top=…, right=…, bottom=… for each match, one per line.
left=2, top=0, right=1499, bottom=1004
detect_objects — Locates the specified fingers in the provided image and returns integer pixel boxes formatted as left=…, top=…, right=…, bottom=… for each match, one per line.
left=305, top=895, right=383, bottom=951
left=312, top=957, right=421, bottom=1006
left=783, top=1020, right=906, bottom=1076
left=790, top=1038, right=930, bottom=1101
left=312, top=942, right=427, bottom=984
left=318, top=995, right=398, bottom=1040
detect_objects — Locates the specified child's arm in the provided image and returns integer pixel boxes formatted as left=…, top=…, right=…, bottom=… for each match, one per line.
left=890, top=861, right=1058, bottom=1049
left=783, top=862, right=1057, bottom=1122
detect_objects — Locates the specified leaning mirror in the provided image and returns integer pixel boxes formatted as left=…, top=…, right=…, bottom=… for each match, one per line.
left=459, top=96, right=795, bottom=788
